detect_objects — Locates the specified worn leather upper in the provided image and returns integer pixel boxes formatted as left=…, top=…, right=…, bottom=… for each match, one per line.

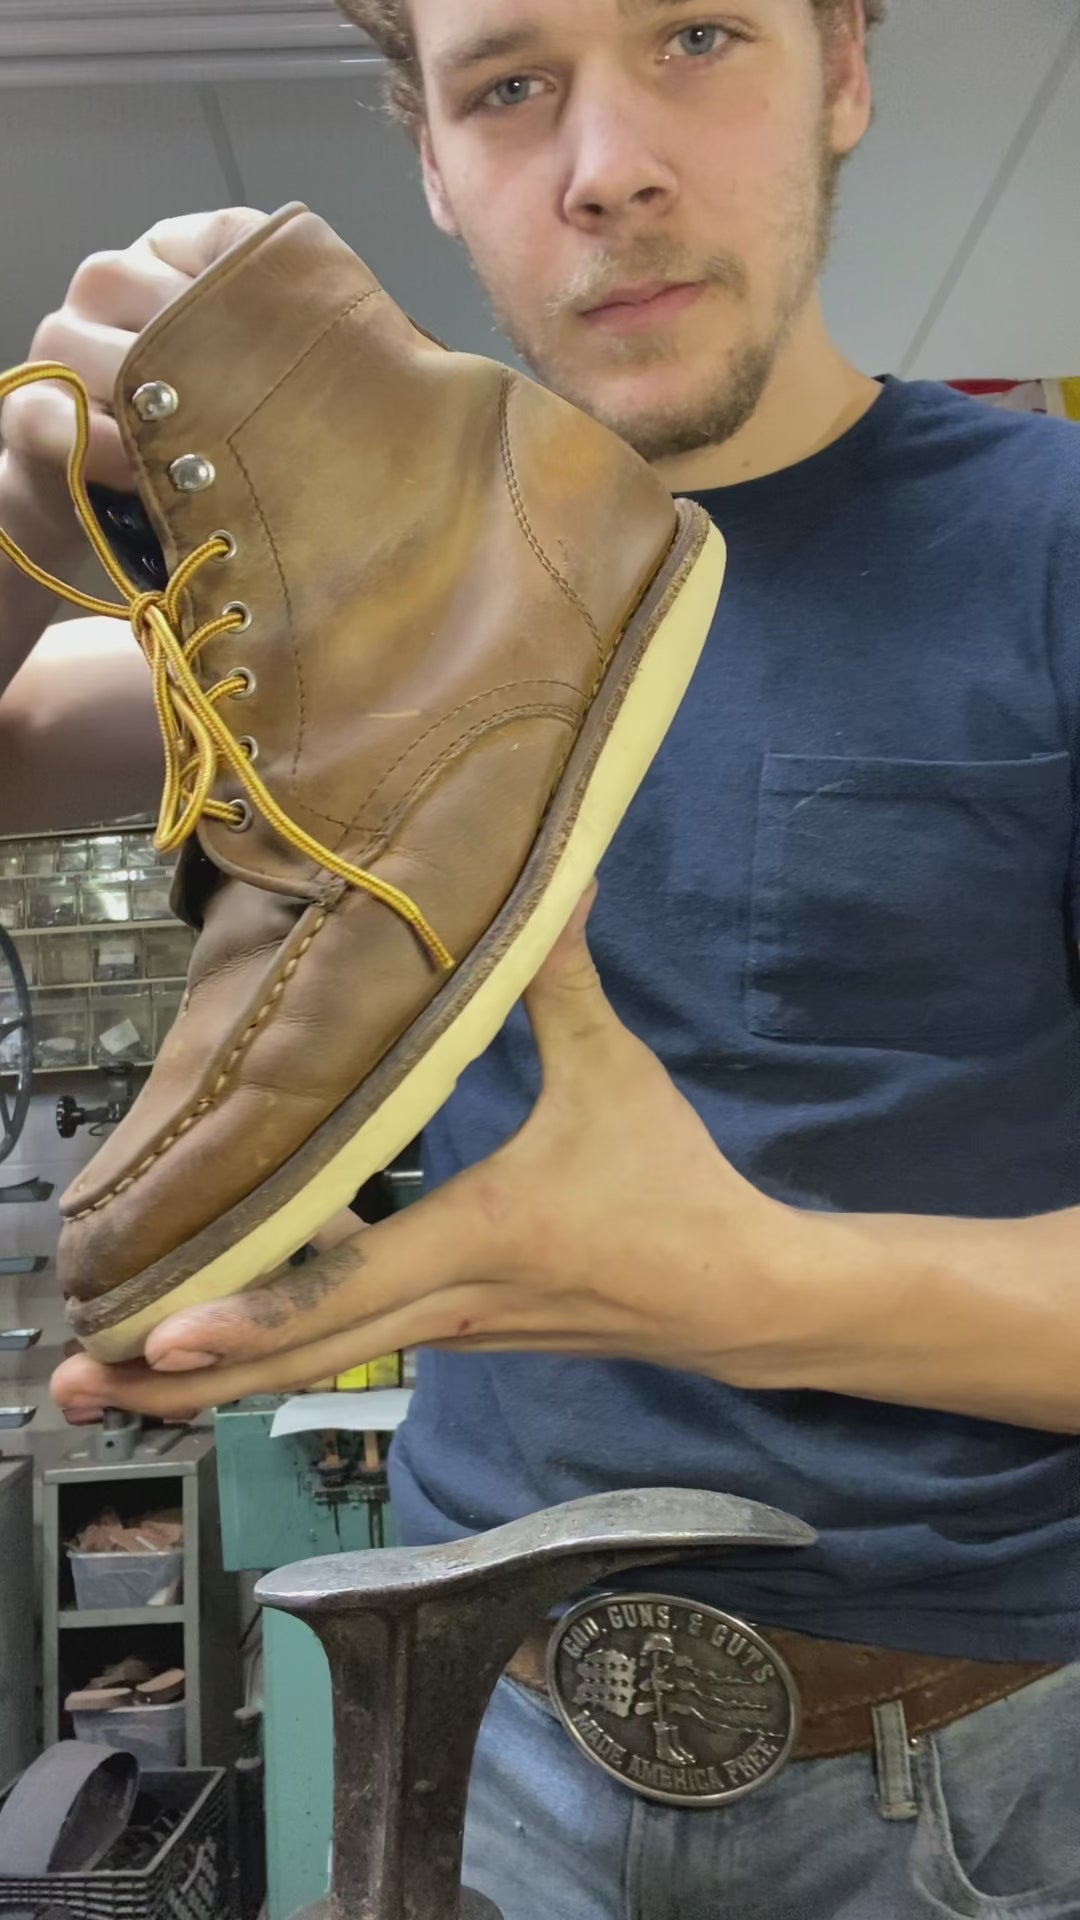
left=58, top=203, right=677, bottom=1296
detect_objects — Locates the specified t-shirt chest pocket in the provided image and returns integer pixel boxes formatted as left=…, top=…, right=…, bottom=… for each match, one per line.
left=746, top=752, right=1073, bottom=1047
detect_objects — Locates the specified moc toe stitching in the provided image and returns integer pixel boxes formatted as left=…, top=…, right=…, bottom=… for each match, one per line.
left=67, top=907, right=332, bottom=1220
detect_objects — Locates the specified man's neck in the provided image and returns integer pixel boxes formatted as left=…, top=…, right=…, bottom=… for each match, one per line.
left=653, top=296, right=881, bottom=494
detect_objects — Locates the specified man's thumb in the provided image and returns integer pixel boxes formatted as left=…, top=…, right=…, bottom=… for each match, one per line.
left=523, top=882, right=619, bottom=1070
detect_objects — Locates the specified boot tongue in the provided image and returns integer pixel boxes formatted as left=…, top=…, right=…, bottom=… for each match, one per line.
left=84, top=482, right=204, bottom=917
left=168, top=839, right=218, bottom=933
left=86, top=482, right=167, bottom=593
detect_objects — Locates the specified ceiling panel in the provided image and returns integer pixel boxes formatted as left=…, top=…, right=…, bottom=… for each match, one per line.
left=911, top=25, right=1080, bottom=376
left=0, top=85, right=235, bottom=370
left=822, top=0, right=1080, bottom=374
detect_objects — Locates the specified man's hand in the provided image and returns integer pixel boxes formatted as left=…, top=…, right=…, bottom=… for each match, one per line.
left=0, top=208, right=273, bottom=832
left=51, top=889, right=796, bottom=1422
left=51, top=887, right=1080, bottom=1436
left=2, top=207, right=267, bottom=506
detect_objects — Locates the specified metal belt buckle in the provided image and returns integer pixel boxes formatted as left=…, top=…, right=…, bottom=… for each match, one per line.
left=547, top=1592, right=801, bottom=1807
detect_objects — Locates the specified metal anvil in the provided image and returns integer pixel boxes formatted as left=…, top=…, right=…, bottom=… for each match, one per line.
left=257, top=1487, right=813, bottom=1920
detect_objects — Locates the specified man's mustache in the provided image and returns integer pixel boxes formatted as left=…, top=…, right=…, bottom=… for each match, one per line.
left=545, top=248, right=748, bottom=317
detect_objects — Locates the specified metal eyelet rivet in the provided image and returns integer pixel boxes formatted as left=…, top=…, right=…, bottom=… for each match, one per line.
left=168, top=453, right=216, bottom=494
left=238, top=736, right=259, bottom=764
left=228, top=799, right=253, bottom=833
left=210, top=530, right=237, bottom=561
left=232, top=668, right=256, bottom=700
left=224, top=601, right=252, bottom=633
left=132, top=380, right=179, bottom=422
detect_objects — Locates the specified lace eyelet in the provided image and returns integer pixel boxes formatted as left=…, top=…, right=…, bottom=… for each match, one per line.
left=231, top=668, right=256, bottom=700
left=238, top=735, right=259, bottom=764
left=210, top=530, right=237, bottom=561
left=224, top=601, right=252, bottom=633
left=227, top=800, right=253, bottom=833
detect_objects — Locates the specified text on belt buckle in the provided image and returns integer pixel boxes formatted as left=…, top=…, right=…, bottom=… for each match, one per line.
left=546, top=1592, right=801, bottom=1808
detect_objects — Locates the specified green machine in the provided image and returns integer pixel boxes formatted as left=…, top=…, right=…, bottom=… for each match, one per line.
left=215, top=1394, right=401, bottom=1920
left=214, top=1155, right=419, bottom=1920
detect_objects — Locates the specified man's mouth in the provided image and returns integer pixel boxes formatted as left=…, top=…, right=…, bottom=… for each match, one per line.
left=579, top=281, right=706, bottom=332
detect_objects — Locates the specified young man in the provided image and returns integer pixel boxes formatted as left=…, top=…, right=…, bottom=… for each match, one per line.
left=3, top=2, right=1080, bottom=1912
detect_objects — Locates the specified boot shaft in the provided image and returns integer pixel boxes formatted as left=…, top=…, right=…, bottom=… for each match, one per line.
left=117, top=204, right=677, bottom=902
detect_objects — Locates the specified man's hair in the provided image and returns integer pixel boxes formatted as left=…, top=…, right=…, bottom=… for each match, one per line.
left=337, top=0, right=887, bottom=130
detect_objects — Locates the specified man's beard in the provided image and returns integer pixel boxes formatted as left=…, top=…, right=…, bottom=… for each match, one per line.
left=479, top=134, right=841, bottom=464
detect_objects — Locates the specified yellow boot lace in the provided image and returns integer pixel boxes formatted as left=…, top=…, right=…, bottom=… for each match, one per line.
left=0, top=361, right=454, bottom=970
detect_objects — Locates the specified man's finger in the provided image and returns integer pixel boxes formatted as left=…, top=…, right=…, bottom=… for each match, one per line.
left=136, top=207, right=268, bottom=281
left=141, top=1177, right=480, bottom=1372
left=51, top=1282, right=510, bottom=1418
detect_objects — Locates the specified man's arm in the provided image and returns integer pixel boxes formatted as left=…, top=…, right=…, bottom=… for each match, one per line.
left=0, top=450, right=72, bottom=693
left=48, top=896, right=1080, bottom=1436
left=0, top=613, right=161, bottom=834
left=750, top=1199, right=1080, bottom=1434
left=0, top=449, right=161, bottom=833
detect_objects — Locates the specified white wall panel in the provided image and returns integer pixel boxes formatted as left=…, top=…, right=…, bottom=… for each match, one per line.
left=911, top=26, right=1080, bottom=375
left=0, top=85, right=236, bottom=369
left=823, top=0, right=1080, bottom=373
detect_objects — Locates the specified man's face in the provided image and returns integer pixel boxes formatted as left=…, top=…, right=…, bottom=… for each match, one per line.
left=413, top=0, right=871, bottom=461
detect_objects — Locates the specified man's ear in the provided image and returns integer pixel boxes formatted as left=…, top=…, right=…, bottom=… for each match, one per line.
left=827, top=5, right=873, bottom=158
left=420, top=126, right=460, bottom=238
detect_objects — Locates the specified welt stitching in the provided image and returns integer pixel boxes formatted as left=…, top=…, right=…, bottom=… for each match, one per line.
left=497, top=372, right=605, bottom=670
left=69, top=910, right=331, bottom=1219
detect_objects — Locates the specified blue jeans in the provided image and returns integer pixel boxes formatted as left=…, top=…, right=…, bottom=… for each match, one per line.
left=463, top=1664, right=1080, bottom=1919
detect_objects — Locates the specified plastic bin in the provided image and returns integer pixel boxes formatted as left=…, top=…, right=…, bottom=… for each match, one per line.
left=68, top=1548, right=183, bottom=1610
left=0, top=1767, right=227, bottom=1920
left=71, top=1701, right=185, bottom=1769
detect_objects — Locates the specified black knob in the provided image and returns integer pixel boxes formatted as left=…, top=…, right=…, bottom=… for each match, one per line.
left=55, top=1096, right=83, bottom=1139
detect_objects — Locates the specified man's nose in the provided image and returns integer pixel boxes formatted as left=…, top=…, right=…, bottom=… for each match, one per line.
left=561, top=82, right=679, bottom=231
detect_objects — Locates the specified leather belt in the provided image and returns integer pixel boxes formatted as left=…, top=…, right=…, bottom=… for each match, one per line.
left=506, top=1620, right=1059, bottom=1762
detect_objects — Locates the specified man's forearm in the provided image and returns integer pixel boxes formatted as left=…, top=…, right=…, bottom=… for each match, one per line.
left=753, top=1201, right=1080, bottom=1434
left=0, top=452, right=163, bottom=834
left=0, top=451, right=80, bottom=696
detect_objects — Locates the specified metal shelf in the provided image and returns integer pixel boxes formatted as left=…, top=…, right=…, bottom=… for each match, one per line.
left=13, top=920, right=181, bottom=939
left=29, top=976, right=187, bottom=993
left=58, top=1604, right=185, bottom=1629
left=43, top=1432, right=242, bottom=1764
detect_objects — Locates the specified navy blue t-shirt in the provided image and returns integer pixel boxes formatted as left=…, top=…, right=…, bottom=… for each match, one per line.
left=390, top=377, right=1080, bottom=1663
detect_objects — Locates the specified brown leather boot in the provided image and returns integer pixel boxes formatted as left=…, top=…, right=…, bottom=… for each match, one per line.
left=0, top=205, right=725, bottom=1361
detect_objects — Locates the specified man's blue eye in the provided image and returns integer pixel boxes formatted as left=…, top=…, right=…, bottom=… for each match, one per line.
left=670, top=25, right=726, bottom=58
left=487, top=75, right=541, bottom=108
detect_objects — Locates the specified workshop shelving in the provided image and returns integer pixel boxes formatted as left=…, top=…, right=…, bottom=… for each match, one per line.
left=0, top=822, right=194, bottom=1073
left=41, top=1430, right=242, bottom=1765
